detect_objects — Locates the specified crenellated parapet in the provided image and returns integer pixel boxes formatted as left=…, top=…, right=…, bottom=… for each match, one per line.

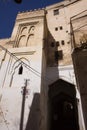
left=16, top=8, right=45, bottom=22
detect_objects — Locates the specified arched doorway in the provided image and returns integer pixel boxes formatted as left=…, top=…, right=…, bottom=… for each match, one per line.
left=48, top=79, right=79, bottom=130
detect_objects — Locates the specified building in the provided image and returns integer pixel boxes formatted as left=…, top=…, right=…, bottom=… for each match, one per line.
left=0, top=0, right=87, bottom=130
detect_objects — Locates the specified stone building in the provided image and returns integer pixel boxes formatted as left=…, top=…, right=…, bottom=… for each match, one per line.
left=0, top=0, right=87, bottom=130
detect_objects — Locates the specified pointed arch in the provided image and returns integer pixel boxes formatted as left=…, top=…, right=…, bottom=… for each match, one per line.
left=21, top=27, right=27, bottom=35
left=26, top=34, right=34, bottom=46
left=10, top=57, right=30, bottom=74
left=48, top=79, right=79, bottom=130
left=28, top=26, right=35, bottom=34
left=19, top=35, right=26, bottom=47
left=10, top=57, right=30, bottom=87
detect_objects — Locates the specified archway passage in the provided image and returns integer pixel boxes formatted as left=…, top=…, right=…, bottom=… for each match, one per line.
left=48, top=79, right=79, bottom=130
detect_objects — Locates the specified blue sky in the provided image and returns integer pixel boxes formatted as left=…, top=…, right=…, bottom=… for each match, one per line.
left=0, top=0, right=62, bottom=39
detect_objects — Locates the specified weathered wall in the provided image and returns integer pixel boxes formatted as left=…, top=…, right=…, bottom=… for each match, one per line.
left=0, top=9, right=45, bottom=130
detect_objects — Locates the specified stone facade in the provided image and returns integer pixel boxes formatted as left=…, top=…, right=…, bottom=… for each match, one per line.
left=0, top=0, right=87, bottom=130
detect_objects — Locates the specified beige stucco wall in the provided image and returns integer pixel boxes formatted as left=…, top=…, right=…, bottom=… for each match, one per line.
left=0, top=9, right=45, bottom=130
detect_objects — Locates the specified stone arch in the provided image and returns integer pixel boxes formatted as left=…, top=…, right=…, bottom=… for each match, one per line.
left=21, top=27, right=27, bottom=35
left=26, top=34, right=34, bottom=46
left=48, top=79, right=79, bottom=130
left=19, top=35, right=26, bottom=47
left=28, top=26, right=35, bottom=34
left=10, top=57, right=30, bottom=87
left=11, top=57, right=30, bottom=71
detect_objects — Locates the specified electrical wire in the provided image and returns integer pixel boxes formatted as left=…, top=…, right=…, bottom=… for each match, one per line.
left=0, top=45, right=54, bottom=82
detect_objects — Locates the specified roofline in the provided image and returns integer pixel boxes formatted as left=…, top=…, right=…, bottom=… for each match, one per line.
left=46, top=0, right=81, bottom=10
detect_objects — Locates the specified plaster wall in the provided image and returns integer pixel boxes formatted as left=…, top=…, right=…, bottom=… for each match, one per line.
left=0, top=44, right=43, bottom=130
left=0, top=9, right=44, bottom=130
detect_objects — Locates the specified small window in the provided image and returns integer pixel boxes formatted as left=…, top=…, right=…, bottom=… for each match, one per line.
left=55, top=50, right=63, bottom=61
left=60, top=26, right=63, bottom=30
left=54, top=9, right=59, bottom=15
left=55, top=27, right=58, bottom=31
left=51, top=42, right=55, bottom=47
left=67, top=41, right=70, bottom=44
left=56, top=41, right=60, bottom=47
left=61, top=40, right=65, bottom=45
left=18, top=65, right=23, bottom=75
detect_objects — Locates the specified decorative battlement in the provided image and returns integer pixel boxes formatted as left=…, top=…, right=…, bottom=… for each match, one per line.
left=16, top=8, right=45, bottom=21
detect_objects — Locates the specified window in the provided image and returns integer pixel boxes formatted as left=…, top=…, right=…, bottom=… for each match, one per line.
left=67, top=41, right=70, bottom=44
left=61, top=40, right=65, bottom=45
left=18, top=65, right=23, bottom=75
left=55, top=50, right=63, bottom=61
left=54, top=9, right=59, bottom=15
left=51, top=42, right=55, bottom=47
left=55, top=27, right=58, bottom=31
left=56, top=41, right=60, bottom=47
left=60, top=26, right=63, bottom=30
